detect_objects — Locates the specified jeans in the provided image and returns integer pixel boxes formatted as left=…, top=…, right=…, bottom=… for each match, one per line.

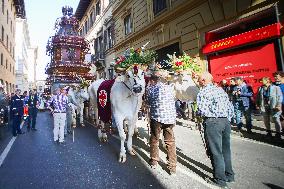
left=149, top=119, right=177, bottom=170
left=175, top=101, right=186, bottom=117
left=234, top=101, right=252, bottom=130
left=263, top=107, right=281, bottom=133
left=204, top=118, right=234, bottom=186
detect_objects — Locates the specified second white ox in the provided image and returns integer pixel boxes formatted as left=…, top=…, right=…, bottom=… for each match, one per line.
left=68, top=86, right=89, bottom=127
left=171, top=72, right=199, bottom=102
left=88, top=68, right=145, bottom=163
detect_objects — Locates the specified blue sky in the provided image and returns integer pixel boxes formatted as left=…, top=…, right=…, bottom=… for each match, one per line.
left=25, top=0, right=79, bottom=80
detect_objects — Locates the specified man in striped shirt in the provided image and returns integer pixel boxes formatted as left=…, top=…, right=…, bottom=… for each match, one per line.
left=47, top=87, right=68, bottom=143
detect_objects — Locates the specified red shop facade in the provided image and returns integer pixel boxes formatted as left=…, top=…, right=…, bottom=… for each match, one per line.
left=202, top=4, right=284, bottom=95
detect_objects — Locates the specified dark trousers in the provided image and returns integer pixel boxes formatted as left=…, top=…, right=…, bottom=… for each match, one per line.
left=149, top=119, right=177, bottom=170
left=12, top=115, right=22, bottom=136
left=28, top=108, right=38, bottom=129
left=204, top=118, right=234, bottom=186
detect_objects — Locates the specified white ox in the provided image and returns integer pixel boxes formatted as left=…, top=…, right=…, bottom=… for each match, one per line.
left=170, top=72, right=199, bottom=102
left=88, top=68, right=145, bottom=163
left=68, top=86, right=89, bottom=127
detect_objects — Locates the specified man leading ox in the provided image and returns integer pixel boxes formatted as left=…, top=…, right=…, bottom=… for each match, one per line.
left=146, top=71, right=177, bottom=175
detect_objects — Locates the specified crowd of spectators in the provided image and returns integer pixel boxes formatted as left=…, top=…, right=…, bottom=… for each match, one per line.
left=216, top=72, right=284, bottom=139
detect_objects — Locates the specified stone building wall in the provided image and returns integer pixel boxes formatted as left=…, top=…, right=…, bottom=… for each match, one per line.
left=0, top=0, right=17, bottom=93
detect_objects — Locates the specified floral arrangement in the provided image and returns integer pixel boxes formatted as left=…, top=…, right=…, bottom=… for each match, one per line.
left=114, top=44, right=157, bottom=72
left=165, top=52, right=202, bottom=74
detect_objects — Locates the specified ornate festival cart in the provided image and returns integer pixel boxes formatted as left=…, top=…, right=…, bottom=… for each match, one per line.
left=46, top=6, right=92, bottom=91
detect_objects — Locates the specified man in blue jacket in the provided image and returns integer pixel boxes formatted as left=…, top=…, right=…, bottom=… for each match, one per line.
left=232, top=77, right=253, bottom=134
left=11, top=89, right=25, bottom=136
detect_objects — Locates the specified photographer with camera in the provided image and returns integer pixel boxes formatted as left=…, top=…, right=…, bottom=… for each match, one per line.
left=232, top=77, right=253, bottom=134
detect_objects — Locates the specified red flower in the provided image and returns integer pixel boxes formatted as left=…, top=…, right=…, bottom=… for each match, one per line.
left=175, top=61, right=183, bottom=66
left=115, top=56, right=125, bottom=65
left=135, top=48, right=142, bottom=53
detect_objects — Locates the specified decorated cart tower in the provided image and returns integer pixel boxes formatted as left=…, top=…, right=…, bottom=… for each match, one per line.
left=46, top=6, right=91, bottom=91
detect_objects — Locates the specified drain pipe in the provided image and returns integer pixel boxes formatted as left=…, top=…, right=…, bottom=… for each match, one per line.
left=275, top=2, right=284, bottom=71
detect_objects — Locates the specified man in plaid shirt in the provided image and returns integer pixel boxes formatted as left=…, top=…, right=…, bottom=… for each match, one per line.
left=146, top=73, right=177, bottom=175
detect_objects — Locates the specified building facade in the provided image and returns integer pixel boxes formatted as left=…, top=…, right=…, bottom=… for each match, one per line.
left=27, top=46, right=38, bottom=90
left=75, top=0, right=283, bottom=92
left=113, top=0, right=283, bottom=88
left=75, top=0, right=115, bottom=79
left=15, top=17, right=30, bottom=92
left=0, top=0, right=25, bottom=93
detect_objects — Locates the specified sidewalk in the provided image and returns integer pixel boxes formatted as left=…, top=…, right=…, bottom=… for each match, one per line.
left=177, top=115, right=284, bottom=148
left=135, top=117, right=284, bottom=189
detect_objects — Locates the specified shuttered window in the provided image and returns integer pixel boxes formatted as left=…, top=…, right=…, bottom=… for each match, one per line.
left=153, top=0, right=167, bottom=16
left=124, top=14, right=132, bottom=35
left=96, top=1, right=101, bottom=16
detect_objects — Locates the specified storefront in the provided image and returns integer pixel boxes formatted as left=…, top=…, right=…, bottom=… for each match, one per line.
left=202, top=5, right=283, bottom=94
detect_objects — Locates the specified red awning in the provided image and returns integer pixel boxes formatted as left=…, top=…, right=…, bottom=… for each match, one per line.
left=202, top=23, right=282, bottom=55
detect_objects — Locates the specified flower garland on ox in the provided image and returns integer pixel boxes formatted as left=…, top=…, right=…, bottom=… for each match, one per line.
left=114, top=44, right=157, bottom=72
left=165, top=52, right=202, bottom=75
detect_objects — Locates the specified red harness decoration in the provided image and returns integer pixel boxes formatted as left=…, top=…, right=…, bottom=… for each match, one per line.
left=97, top=79, right=116, bottom=123
left=98, top=90, right=107, bottom=108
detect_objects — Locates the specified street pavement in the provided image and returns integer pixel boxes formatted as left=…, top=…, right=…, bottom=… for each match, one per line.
left=0, top=111, right=283, bottom=189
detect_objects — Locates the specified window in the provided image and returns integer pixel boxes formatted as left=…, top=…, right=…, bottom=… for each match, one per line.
left=5, top=59, right=7, bottom=69
left=106, top=26, right=114, bottom=49
left=98, top=36, right=103, bottom=57
left=0, top=53, right=3, bottom=65
left=124, top=14, right=132, bottom=35
left=92, top=7, right=96, bottom=21
left=1, top=26, right=4, bottom=42
left=156, top=42, right=180, bottom=66
left=84, top=21, right=88, bottom=34
left=2, top=0, right=4, bottom=14
left=6, top=10, right=8, bottom=24
left=10, top=20, right=12, bottom=31
left=153, top=0, right=167, bottom=16
left=94, top=35, right=104, bottom=59
left=6, top=35, right=8, bottom=47
left=9, top=63, right=11, bottom=72
left=5, top=81, right=8, bottom=93
left=90, top=11, right=94, bottom=27
left=96, top=0, right=101, bottom=16
left=9, top=42, right=11, bottom=52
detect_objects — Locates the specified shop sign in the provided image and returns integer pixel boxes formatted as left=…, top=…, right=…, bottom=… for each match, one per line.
left=203, top=23, right=281, bottom=54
